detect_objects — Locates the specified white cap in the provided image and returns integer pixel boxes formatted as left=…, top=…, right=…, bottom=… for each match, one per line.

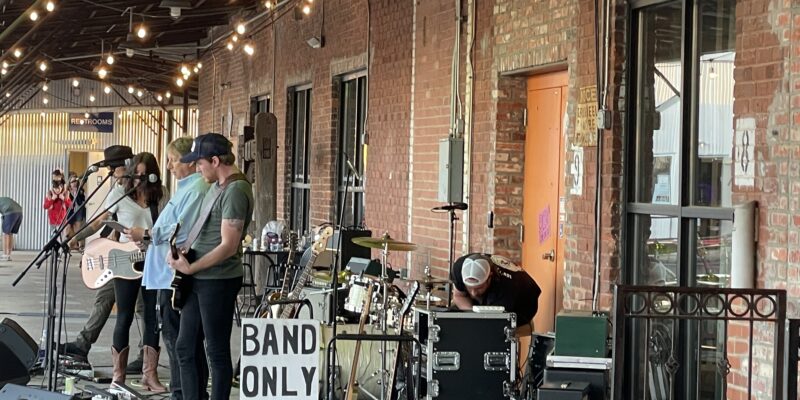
left=462, top=255, right=491, bottom=287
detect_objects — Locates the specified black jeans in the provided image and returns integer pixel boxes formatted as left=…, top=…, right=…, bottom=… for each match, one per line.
left=176, top=276, right=241, bottom=400
left=159, top=290, right=209, bottom=400
left=113, top=278, right=158, bottom=351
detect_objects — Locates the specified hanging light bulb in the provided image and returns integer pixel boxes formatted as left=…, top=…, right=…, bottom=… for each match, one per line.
left=13, top=49, right=21, bottom=58
left=176, top=77, right=184, bottom=87
left=243, top=42, right=255, bottom=56
left=46, top=1, right=55, bottom=12
left=236, top=23, right=246, bottom=35
left=97, top=66, right=108, bottom=79
left=265, top=0, right=274, bottom=9
left=136, top=25, right=147, bottom=39
left=84, top=112, right=90, bottom=118
left=0, top=69, right=6, bottom=76
left=104, top=85, right=111, bottom=94
left=197, top=62, right=203, bottom=69
left=89, top=94, right=96, bottom=102
left=1, top=61, right=8, bottom=69
left=106, top=54, right=115, bottom=65
left=42, top=82, right=48, bottom=92
left=136, top=89, right=143, bottom=97
left=226, top=41, right=234, bottom=51
left=5, top=92, right=10, bottom=98
left=156, top=94, right=163, bottom=102
left=231, top=34, right=239, bottom=43
left=39, top=61, right=47, bottom=72
left=29, top=10, right=39, bottom=21
left=193, top=66, right=199, bottom=73
left=128, top=85, right=135, bottom=94
left=72, top=79, right=79, bottom=87
left=302, top=4, right=311, bottom=15
left=180, top=65, right=191, bottom=76
left=165, top=91, right=171, bottom=98
left=43, top=97, right=49, bottom=104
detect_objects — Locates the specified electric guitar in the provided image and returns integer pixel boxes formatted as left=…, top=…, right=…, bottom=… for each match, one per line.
left=386, top=282, right=420, bottom=400
left=278, top=226, right=334, bottom=319
left=261, top=231, right=299, bottom=318
left=81, top=238, right=145, bottom=289
left=169, top=223, right=192, bottom=310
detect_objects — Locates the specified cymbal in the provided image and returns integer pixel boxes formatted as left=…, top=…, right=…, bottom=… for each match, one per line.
left=352, top=235, right=418, bottom=251
left=413, top=276, right=451, bottom=287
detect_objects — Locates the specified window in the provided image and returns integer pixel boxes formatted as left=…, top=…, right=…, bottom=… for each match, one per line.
left=626, top=0, right=736, bottom=288
left=290, top=87, right=311, bottom=233
left=249, top=95, right=270, bottom=126
left=337, top=75, right=366, bottom=228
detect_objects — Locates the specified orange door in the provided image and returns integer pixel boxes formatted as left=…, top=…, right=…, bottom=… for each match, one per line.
left=523, top=72, right=568, bottom=338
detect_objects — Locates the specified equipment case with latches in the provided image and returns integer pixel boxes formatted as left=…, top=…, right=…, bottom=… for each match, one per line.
left=414, top=308, right=517, bottom=399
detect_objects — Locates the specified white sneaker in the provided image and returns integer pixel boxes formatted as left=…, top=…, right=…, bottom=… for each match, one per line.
left=0, top=255, right=8, bottom=261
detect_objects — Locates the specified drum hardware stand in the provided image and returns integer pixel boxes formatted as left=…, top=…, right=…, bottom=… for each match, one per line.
left=431, top=202, right=467, bottom=308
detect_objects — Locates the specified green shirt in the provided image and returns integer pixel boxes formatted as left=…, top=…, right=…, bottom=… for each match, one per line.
left=191, top=177, right=253, bottom=280
left=0, top=197, right=22, bottom=215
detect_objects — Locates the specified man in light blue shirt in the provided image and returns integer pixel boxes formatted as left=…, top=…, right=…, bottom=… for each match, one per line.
left=126, top=137, right=210, bottom=400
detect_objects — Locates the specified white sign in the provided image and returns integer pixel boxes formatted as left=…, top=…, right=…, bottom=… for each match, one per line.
left=569, top=146, right=584, bottom=195
left=734, top=117, right=755, bottom=187
left=240, top=319, right=320, bottom=399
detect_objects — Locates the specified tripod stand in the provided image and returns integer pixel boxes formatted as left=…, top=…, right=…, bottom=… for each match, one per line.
left=431, top=202, right=467, bottom=307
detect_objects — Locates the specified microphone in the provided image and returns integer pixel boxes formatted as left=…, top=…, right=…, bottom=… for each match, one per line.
left=344, top=153, right=361, bottom=180
left=92, top=157, right=132, bottom=169
left=124, top=173, right=159, bottom=183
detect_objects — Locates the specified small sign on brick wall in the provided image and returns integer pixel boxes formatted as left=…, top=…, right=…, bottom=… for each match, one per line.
left=734, top=117, right=755, bottom=188
left=575, top=86, right=598, bottom=147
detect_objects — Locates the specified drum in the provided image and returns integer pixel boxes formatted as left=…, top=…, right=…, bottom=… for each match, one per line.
left=344, top=275, right=379, bottom=313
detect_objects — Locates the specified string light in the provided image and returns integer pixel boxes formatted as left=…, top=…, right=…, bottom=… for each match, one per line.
left=104, top=85, right=112, bottom=94
left=42, top=82, right=48, bottom=91
left=42, top=97, right=48, bottom=104
left=72, top=78, right=79, bottom=87
left=231, top=34, right=239, bottom=43
left=13, top=49, right=21, bottom=58
left=236, top=23, right=246, bottom=35
left=136, top=89, right=143, bottom=97
left=5, top=92, right=10, bottom=98
left=1, top=61, right=8, bottom=69
left=0, top=69, right=6, bottom=76
left=29, top=10, right=39, bottom=21
left=156, top=94, right=163, bottom=101
left=265, top=1, right=274, bottom=9
left=89, top=94, right=96, bottom=102
left=165, top=91, right=171, bottom=98
left=302, top=4, right=311, bottom=15
left=84, top=112, right=89, bottom=118
left=136, top=25, right=147, bottom=39
left=180, top=65, right=191, bottom=76
left=106, top=54, right=115, bottom=65
left=176, top=77, right=184, bottom=87
left=243, top=43, right=255, bottom=56
left=97, top=66, right=108, bottom=79
left=46, top=1, right=55, bottom=12
left=193, top=66, right=199, bottom=73
left=127, top=85, right=135, bottom=94
left=38, top=61, right=47, bottom=72
left=197, top=62, right=203, bottom=69
left=226, top=42, right=234, bottom=51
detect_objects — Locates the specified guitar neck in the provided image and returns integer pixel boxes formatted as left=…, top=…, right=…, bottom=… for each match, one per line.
left=345, top=285, right=374, bottom=400
left=279, top=253, right=318, bottom=319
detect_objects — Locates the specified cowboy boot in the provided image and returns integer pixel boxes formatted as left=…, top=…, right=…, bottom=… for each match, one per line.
left=141, top=345, right=167, bottom=393
left=111, top=346, right=129, bottom=386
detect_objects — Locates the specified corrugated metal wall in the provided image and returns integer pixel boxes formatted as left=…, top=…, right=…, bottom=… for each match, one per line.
left=0, top=107, right=198, bottom=250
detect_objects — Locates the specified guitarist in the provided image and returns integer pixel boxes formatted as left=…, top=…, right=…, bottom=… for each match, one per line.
left=127, top=137, right=211, bottom=400
left=167, top=133, right=254, bottom=400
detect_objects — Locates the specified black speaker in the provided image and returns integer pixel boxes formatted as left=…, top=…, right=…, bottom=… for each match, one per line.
left=0, top=384, right=74, bottom=400
left=327, top=229, right=372, bottom=268
left=0, top=319, right=38, bottom=389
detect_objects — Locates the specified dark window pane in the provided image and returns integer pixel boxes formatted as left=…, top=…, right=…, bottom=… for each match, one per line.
left=630, top=214, right=679, bottom=286
left=695, top=0, right=735, bottom=206
left=634, top=2, right=683, bottom=205
left=337, top=76, right=366, bottom=227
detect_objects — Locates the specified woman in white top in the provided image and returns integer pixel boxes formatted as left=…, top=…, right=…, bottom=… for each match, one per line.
left=76, top=152, right=167, bottom=392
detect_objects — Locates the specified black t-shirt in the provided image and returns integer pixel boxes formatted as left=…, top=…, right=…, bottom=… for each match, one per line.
left=450, top=253, right=542, bottom=325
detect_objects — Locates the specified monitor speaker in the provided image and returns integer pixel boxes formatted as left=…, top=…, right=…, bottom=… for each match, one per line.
left=0, top=384, right=74, bottom=400
left=0, top=318, right=38, bottom=389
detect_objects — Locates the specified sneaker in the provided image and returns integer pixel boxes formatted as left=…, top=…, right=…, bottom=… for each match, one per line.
left=0, top=255, right=9, bottom=261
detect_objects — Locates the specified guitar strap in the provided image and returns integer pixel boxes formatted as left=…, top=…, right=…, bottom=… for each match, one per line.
left=180, top=173, right=248, bottom=253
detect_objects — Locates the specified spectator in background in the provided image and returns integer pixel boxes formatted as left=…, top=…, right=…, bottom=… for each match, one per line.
left=66, top=176, right=87, bottom=250
left=43, top=169, right=70, bottom=232
left=0, top=196, right=22, bottom=261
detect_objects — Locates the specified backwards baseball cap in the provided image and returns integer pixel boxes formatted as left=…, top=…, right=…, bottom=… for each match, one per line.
left=462, top=254, right=492, bottom=287
left=180, top=133, right=232, bottom=163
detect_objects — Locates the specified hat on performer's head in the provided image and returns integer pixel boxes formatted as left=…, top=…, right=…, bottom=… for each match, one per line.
left=462, top=254, right=492, bottom=287
left=180, top=133, right=232, bottom=163
left=103, top=145, right=134, bottom=168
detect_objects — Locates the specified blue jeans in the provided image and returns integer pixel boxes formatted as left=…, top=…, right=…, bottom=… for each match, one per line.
left=159, top=290, right=209, bottom=400
left=175, top=277, right=241, bottom=400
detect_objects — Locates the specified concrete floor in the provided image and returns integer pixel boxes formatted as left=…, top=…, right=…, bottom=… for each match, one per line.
left=0, top=250, right=242, bottom=398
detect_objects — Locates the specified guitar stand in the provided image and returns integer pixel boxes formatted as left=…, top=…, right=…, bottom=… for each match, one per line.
left=264, top=298, right=314, bottom=319
left=325, top=334, right=421, bottom=400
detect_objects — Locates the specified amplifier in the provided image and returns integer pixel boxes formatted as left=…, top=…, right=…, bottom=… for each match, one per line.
left=414, top=309, right=517, bottom=399
left=327, top=229, right=372, bottom=268
left=0, top=384, right=74, bottom=400
left=554, top=311, right=608, bottom=358
left=538, top=381, right=590, bottom=400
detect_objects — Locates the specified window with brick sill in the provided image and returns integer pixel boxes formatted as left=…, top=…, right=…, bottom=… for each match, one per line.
left=623, top=0, right=738, bottom=398
left=290, top=87, right=311, bottom=233
left=336, top=75, right=366, bottom=228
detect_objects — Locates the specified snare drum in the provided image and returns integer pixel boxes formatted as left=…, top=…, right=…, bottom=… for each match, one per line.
left=344, top=275, right=379, bottom=313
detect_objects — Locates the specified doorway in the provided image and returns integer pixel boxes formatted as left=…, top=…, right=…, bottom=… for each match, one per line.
left=68, top=150, right=107, bottom=243
left=522, top=71, right=568, bottom=339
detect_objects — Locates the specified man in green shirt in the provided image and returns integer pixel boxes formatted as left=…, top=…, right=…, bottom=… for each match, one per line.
left=0, top=197, right=23, bottom=261
left=167, top=133, right=253, bottom=400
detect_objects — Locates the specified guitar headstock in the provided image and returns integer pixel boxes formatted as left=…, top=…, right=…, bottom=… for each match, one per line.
left=169, top=223, right=181, bottom=260
left=401, top=281, right=420, bottom=316
left=312, top=226, right=334, bottom=255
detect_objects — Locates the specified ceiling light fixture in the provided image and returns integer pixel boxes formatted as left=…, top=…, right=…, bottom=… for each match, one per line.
left=180, top=65, right=191, bottom=76
left=43, top=97, right=49, bottom=104
left=226, top=42, right=234, bottom=51
left=156, top=94, right=163, bottom=101
left=104, top=85, right=112, bottom=94
left=137, top=89, right=143, bottom=97
left=29, top=10, right=39, bottom=21
left=236, top=23, right=246, bottom=35
left=302, top=4, right=311, bottom=15
left=13, top=49, right=21, bottom=58
left=128, top=85, right=135, bottom=94
left=196, top=62, right=203, bottom=69
left=176, top=77, right=184, bottom=87
left=231, top=34, right=239, bottom=43
left=1, top=61, right=8, bottom=69
left=46, top=1, right=55, bottom=12
left=38, top=61, right=47, bottom=72
left=89, top=94, right=96, bottom=102
left=5, top=92, right=10, bottom=98
left=0, top=69, right=6, bottom=76
left=265, top=1, right=274, bottom=9
left=243, top=42, right=255, bottom=56
left=106, top=54, right=115, bottom=65
left=165, top=91, right=171, bottom=98
left=159, top=0, right=192, bottom=19
left=42, top=82, right=48, bottom=91
left=97, top=66, right=108, bottom=79
left=72, top=79, right=79, bottom=87
left=137, top=25, right=147, bottom=39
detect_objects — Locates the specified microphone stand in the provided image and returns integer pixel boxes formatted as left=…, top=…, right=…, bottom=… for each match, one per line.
left=11, top=167, right=113, bottom=391
left=327, top=153, right=356, bottom=400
